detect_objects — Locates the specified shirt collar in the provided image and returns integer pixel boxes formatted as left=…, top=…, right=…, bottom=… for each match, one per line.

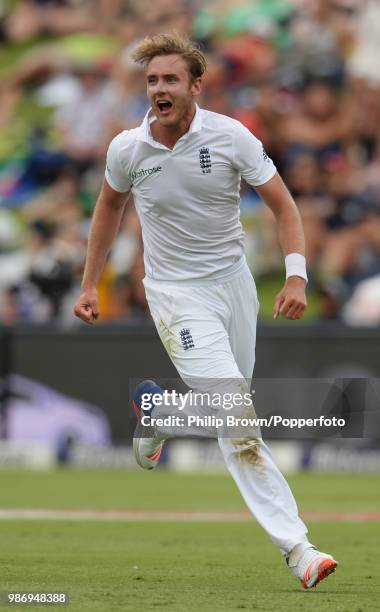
left=136, top=104, right=202, bottom=145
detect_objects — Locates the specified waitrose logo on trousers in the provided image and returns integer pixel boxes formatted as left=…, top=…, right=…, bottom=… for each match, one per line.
left=130, top=166, right=162, bottom=181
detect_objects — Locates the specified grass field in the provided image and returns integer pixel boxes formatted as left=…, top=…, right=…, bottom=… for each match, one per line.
left=1, top=470, right=379, bottom=611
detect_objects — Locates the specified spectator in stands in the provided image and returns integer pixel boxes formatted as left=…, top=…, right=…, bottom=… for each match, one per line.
left=55, top=63, right=117, bottom=171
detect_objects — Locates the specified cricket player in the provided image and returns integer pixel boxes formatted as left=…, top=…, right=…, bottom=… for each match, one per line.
left=74, top=32, right=338, bottom=589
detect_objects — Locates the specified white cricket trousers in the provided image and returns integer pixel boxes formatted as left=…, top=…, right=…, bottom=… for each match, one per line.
left=143, top=260, right=308, bottom=555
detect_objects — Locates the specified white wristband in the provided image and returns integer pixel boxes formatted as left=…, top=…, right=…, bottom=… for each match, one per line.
left=285, top=253, right=308, bottom=282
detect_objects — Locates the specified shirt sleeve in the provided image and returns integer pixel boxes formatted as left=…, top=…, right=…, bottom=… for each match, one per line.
left=233, top=122, right=277, bottom=187
left=104, top=133, right=131, bottom=193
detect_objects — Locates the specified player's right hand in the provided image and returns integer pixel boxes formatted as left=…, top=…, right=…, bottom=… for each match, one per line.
left=73, top=287, right=99, bottom=324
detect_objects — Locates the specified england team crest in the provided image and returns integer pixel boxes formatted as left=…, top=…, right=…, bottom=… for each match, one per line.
left=199, top=147, right=212, bottom=174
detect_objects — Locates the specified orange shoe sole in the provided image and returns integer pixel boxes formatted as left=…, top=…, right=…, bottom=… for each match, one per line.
left=301, top=558, right=338, bottom=589
left=132, top=400, right=141, bottom=418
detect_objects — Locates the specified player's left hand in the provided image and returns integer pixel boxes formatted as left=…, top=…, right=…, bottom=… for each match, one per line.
left=273, top=276, right=307, bottom=320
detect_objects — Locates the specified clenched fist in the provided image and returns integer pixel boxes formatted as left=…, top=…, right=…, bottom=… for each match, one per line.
left=73, top=287, right=99, bottom=324
left=274, top=276, right=307, bottom=320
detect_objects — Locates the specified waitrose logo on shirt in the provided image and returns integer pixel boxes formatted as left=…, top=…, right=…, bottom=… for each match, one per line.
left=130, top=166, right=162, bottom=181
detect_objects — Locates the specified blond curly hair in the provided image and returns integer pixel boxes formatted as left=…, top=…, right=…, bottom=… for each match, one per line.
left=131, top=32, right=207, bottom=81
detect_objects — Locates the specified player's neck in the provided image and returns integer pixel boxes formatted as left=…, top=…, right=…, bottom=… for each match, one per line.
left=151, top=105, right=196, bottom=150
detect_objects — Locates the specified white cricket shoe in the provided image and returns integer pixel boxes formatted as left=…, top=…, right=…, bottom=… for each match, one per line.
left=287, top=543, right=338, bottom=589
left=132, top=380, right=165, bottom=470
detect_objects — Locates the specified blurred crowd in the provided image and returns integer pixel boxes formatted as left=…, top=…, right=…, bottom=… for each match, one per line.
left=0, top=0, right=380, bottom=326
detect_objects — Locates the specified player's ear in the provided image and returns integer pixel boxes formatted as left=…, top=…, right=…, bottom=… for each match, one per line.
left=190, top=76, right=202, bottom=96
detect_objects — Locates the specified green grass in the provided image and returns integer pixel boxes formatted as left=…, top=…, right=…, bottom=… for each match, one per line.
left=0, top=469, right=379, bottom=512
left=1, top=521, right=378, bottom=612
left=0, top=470, right=379, bottom=611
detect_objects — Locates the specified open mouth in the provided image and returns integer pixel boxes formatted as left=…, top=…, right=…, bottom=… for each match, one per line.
left=156, top=100, right=173, bottom=114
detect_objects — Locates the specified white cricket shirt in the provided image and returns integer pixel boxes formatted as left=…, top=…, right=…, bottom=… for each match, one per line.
left=105, top=105, right=276, bottom=283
